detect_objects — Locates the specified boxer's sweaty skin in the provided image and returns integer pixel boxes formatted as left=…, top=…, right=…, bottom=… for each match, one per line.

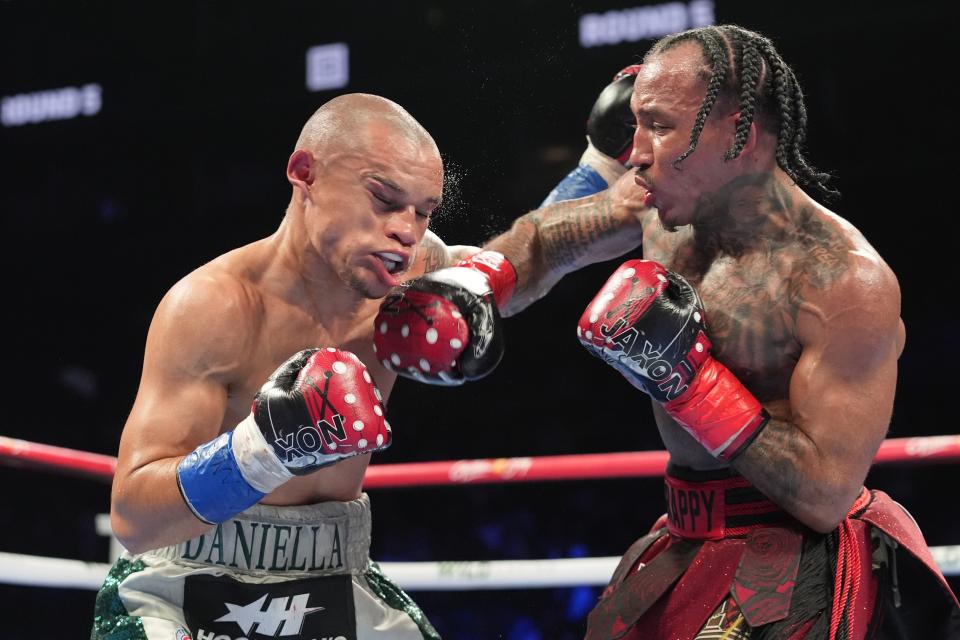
left=192, top=242, right=395, bottom=506
left=112, top=232, right=465, bottom=551
left=502, top=172, right=905, bottom=533
left=489, top=40, right=906, bottom=533
left=111, top=95, right=458, bottom=553
left=179, top=232, right=476, bottom=507
left=641, top=175, right=903, bottom=509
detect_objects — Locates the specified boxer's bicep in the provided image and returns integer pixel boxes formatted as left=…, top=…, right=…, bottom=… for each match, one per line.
left=790, top=282, right=902, bottom=480
left=734, top=271, right=902, bottom=532
left=112, top=273, right=249, bottom=542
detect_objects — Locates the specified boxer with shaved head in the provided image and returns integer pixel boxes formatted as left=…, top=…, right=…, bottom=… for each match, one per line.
left=93, top=94, right=455, bottom=639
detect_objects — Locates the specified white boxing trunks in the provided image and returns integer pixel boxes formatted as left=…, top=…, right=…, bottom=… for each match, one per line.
left=91, top=494, right=439, bottom=640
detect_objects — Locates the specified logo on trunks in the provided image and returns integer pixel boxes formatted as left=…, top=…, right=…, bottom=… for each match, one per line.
left=211, top=593, right=322, bottom=637
left=185, top=574, right=355, bottom=640
left=666, top=484, right=720, bottom=537
left=273, top=414, right=349, bottom=462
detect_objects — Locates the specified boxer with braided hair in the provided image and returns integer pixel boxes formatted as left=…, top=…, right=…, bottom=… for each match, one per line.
left=553, top=25, right=959, bottom=639
left=391, top=23, right=955, bottom=639
left=649, top=24, right=836, bottom=201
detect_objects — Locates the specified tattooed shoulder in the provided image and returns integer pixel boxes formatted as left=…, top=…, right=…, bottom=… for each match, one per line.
left=789, top=207, right=851, bottom=291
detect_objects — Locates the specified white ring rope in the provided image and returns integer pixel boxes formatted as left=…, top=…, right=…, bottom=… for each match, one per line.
left=1, top=437, right=958, bottom=592
left=2, top=545, right=958, bottom=591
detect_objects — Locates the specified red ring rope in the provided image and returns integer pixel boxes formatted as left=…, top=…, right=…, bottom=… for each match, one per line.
left=2, top=434, right=958, bottom=488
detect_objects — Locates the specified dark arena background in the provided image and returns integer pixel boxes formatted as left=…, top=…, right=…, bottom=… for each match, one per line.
left=1, top=1, right=958, bottom=638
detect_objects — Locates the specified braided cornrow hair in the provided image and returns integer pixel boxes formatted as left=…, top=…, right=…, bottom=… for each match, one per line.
left=645, top=25, right=838, bottom=201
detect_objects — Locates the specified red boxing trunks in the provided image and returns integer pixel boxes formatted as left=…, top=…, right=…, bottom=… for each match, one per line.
left=585, top=465, right=960, bottom=640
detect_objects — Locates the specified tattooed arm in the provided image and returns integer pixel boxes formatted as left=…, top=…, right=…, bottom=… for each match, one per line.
left=485, top=172, right=650, bottom=316
left=406, top=229, right=480, bottom=278
left=731, top=256, right=906, bottom=532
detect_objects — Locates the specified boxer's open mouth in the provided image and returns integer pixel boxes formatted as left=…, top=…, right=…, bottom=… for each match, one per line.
left=374, top=251, right=406, bottom=275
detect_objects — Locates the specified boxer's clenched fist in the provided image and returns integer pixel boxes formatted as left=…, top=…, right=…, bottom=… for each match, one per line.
left=587, top=64, right=643, bottom=164
left=248, top=348, right=391, bottom=472
left=374, top=250, right=515, bottom=386
left=541, top=64, right=642, bottom=206
left=177, top=348, right=391, bottom=523
left=578, top=260, right=769, bottom=462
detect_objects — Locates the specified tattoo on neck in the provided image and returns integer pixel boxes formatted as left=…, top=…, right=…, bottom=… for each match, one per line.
left=686, top=174, right=849, bottom=302
left=692, top=174, right=794, bottom=255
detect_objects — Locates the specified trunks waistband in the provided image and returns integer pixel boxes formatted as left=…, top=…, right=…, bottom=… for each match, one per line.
left=143, top=493, right=371, bottom=575
left=664, top=464, right=791, bottom=540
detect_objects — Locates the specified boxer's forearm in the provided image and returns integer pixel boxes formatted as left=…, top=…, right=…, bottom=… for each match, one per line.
left=111, top=457, right=214, bottom=553
left=485, top=191, right=645, bottom=316
left=731, top=419, right=864, bottom=533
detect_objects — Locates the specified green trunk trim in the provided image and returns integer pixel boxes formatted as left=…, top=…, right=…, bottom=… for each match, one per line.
left=90, top=557, right=149, bottom=640
left=364, top=562, right=442, bottom=639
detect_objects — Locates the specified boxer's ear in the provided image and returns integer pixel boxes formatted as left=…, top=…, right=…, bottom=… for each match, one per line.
left=287, top=150, right=315, bottom=195
left=730, top=112, right=759, bottom=157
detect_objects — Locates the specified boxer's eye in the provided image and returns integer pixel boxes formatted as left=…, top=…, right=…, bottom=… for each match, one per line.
left=373, top=193, right=396, bottom=209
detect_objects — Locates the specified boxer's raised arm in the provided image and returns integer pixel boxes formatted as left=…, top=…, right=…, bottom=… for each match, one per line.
left=407, top=63, right=650, bottom=317
left=486, top=178, right=649, bottom=316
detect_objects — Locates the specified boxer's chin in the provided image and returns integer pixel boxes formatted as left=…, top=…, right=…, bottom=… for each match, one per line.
left=336, top=267, right=386, bottom=300
left=351, top=276, right=389, bottom=300
left=656, top=206, right=691, bottom=233
left=656, top=212, right=679, bottom=234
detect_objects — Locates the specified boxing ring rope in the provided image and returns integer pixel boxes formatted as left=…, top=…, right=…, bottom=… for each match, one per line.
left=2, top=434, right=959, bottom=591
left=4, top=434, right=960, bottom=487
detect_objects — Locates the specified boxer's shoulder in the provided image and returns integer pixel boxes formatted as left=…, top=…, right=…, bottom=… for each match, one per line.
left=149, top=261, right=263, bottom=381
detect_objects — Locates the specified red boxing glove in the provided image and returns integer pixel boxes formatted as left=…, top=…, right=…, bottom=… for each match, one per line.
left=177, top=348, right=392, bottom=523
left=374, top=251, right=516, bottom=386
left=248, top=348, right=392, bottom=473
left=454, top=250, right=517, bottom=308
left=577, top=260, right=768, bottom=461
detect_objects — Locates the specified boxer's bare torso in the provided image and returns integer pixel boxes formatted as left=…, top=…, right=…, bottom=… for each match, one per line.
left=170, top=237, right=415, bottom=507
left=640, top=179, right=905, bottom=471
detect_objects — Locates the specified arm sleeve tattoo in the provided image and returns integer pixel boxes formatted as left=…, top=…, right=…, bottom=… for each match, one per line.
left=485, top=191, right=645, bottom=315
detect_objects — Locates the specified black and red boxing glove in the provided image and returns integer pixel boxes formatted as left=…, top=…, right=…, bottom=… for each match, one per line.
left=374, top=250, right=516, bottom=386
left=587, top=64, right=643, bottom=164
left=577, top=260, right=769, bottom=462
left=541, top=64, right=641, bottom=206
left=177, top=348, right=391, bottom=523
left=249, top=348, right=391, bottom=473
